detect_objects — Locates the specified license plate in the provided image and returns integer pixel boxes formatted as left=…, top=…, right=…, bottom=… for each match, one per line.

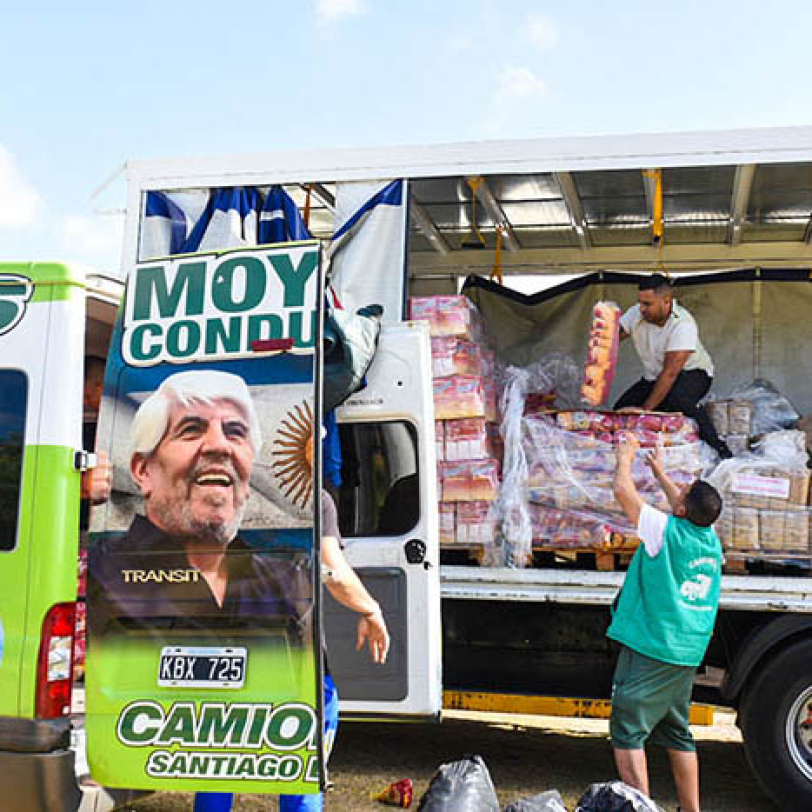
left=158, top=646, right=247, bottom=689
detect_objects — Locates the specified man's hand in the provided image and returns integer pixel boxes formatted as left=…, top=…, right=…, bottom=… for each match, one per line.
left=357, top=608, right=390, bottom=665
left=82, top=450, right=112, bottom=505
left=646, top=446, right=665, bottom=477
left=616, top=433, right=640, bottom=464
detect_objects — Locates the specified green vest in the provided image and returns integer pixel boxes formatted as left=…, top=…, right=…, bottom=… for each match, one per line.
left=607, top=515, right=722, bottom=666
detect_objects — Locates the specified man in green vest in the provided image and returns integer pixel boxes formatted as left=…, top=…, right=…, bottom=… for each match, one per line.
left=608, top=435, right=723, bottom=812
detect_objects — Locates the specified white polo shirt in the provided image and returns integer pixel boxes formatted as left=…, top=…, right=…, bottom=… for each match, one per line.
left=620, top=299, right=714, bottom=381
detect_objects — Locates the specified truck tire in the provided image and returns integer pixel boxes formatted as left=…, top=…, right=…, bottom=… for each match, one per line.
left=739, top=639, right=812, bottom=811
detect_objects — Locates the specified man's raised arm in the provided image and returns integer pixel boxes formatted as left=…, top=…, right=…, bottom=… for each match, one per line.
left=613, top=435, right=644, bottom=527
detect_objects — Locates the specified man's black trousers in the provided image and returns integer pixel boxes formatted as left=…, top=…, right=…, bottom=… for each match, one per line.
left=614, top=369, right=729, bottom=456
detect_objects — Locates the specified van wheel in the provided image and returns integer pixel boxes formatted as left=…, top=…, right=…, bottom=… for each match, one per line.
left=739, top=639, right=812, bottom=811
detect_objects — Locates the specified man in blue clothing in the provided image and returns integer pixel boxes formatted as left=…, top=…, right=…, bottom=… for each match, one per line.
left=195, top=491, right=389, bottom=812
left=609, top=435, right=723, bottom=812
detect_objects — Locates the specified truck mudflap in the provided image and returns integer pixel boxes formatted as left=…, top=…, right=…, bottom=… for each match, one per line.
left=0, top=714, right=72, bottom=752
left=0, top=748, right=81, bottom=812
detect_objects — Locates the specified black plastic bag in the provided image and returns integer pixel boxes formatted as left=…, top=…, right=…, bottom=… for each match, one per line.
left=575, top=780, right=663, bottom=812
left=417, top=755, right=500, bottom=812
left=323, top=303, right=383, bottom=411
left=503, top=789, right=568, bottom=811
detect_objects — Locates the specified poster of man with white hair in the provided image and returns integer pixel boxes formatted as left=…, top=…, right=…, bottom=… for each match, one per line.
left=85, top=242, right=326, bottom=797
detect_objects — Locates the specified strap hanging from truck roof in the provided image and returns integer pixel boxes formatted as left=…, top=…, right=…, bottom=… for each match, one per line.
left=303, top=184, right=313, bottom=229
left=490, top=225, right=504, bottom=285
left=642, top=168, right=668, bottom=275
left=461, top=177, right=487, bottom=249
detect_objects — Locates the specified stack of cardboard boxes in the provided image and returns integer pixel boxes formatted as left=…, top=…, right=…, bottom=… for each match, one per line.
left=408, top=295, right=502, bottom=546
left=715, top=465, right=810, bottom=557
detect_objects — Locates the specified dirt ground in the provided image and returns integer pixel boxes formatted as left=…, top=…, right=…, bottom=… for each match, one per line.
left=127, top=709, right=778, bottom=811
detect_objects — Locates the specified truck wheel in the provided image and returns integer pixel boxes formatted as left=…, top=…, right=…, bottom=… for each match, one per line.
left=739, top=639, right=812, bottom=811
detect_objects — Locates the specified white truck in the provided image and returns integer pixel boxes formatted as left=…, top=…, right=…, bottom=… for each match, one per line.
left=2, top=127, right=812, bottom=810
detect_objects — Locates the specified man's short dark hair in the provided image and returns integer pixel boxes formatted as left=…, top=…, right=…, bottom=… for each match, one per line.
left=638, top=273, right=672, bottom=294
left=685, top=480, right=723, bottom=527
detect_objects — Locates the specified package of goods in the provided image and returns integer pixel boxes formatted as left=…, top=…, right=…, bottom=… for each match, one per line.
left=440, top=459, right=500, bottom=502
left=445, top=417, right=497, bottom=462
left=433, top=375, right=484, bottom=420
left=486, top=422, right=504, bottom=463
left=483, top=377, right=499, bottom=422
left=431, top=337, right=489, bottom=378
left=525, top=392, right=557, bottom=415
left=728, top=467, right=810, bottom=509
left=439, top=501, right=455, bottom=545
left=581, top=301, right=621, bottom=406
left=456, top=501, right=497, bottom=545
left=435, top=420, right=445, bottom=462
left=408, top=294, right=485, bottom=341
left=73, top=600, right=87, bottom=680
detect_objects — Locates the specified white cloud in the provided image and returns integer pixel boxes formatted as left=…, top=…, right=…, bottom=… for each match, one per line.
left=0, top=146, right=41, bottom=228
left=316, top=0, right=365, bottom=24
left=61, top=213, right=124, bottom=267
left=525, top=14, right=558, bottom=50
left=496, top=65, right=548, bottom=99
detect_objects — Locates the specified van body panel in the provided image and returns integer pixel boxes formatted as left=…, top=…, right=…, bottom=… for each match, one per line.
left=327, top=322, right=442, bottom=717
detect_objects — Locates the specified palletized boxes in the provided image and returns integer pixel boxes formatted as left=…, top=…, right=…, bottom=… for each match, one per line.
left=719, top=467, right=811, bottom=556
left=707, top=399, right=754, bottom=456
left=409, top=295, right=503, bottom=546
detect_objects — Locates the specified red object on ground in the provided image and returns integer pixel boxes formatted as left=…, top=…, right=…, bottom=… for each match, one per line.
left=372, top=778, right=414, bottom=807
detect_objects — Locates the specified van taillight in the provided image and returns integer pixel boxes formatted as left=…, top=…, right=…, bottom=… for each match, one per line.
left=35, top=603, right=76, bottom=718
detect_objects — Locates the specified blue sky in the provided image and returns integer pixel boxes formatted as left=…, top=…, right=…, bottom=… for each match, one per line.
left=2, top=0, right=812, bottom=274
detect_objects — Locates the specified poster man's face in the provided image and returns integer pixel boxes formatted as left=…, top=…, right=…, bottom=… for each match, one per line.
left=132, top=398, right=255, bottom=544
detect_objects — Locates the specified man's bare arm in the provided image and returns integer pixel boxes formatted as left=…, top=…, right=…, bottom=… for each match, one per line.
left=642, top=349, right=691, bottom=410
left=322, top=535, right=390, bottom=664
left=645, top=447, right=682, bottom=512
left=613, top=436, right=644, bottom=527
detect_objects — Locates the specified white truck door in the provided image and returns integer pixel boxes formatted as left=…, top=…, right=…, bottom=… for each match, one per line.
left=324, top=321, right=441, bottom=718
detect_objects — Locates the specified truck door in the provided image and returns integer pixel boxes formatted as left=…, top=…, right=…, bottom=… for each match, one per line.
left=324, top=321, right=442, bottom=718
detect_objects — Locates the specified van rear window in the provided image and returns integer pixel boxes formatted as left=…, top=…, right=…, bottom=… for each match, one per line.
left=0, top=370, right=26, bottom=551
left=336, top=421, right=420, bottom=538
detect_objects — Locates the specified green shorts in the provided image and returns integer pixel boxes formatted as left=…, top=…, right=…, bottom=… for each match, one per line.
left=610, top=645, right=697, bottom=752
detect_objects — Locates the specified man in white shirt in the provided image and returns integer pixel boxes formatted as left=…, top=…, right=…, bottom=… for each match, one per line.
left=615, top=274, right=731, bottom=458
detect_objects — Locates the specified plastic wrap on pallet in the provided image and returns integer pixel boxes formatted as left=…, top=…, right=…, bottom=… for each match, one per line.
left=729, top=379, right=800, bottom=435
left=487, top=357, right=592, bottom=567
left=493, top=403, right=715, bottom=562
left=486, top=365, right=533, bottom=567
left=523, top=414, right=712, bottom=539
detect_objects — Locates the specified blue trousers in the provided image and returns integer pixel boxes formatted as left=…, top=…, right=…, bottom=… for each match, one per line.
left=193, top=675, right=339, bottom=812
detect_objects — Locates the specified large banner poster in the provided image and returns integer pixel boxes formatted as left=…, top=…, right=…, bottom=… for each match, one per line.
left=86, top=243, right=324, bottom=795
